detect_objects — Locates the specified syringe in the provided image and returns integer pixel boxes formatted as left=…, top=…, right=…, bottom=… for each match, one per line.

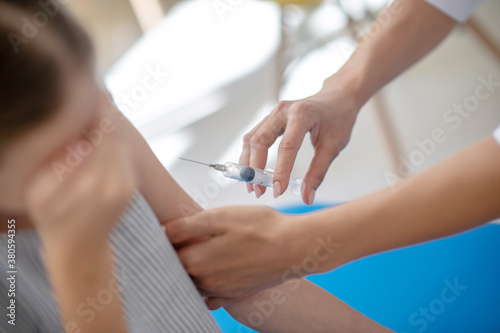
left=179, top=158, right=303, bottom=195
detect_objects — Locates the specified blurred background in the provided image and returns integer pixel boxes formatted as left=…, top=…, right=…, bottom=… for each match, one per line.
left=65, top=0, right=500, bottom=210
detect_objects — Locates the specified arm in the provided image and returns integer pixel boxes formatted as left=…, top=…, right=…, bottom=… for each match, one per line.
left=43, top=245, right=126, bottom=333
left=339, top=0, right=456, bottom=104
left=26, top=117, right=134, bottom=332
left=224, top=279, right=393, bottom=333
left=241, top=0, right=456, bottom=204
left=304, top=137, right=500, bottom=273
left=105, top=100, right=203, bottom=222
left=166, top=137, right=500, bottom=300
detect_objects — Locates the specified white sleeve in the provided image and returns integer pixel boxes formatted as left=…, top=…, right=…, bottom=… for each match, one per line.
left=494, top=125, right=500, bottom=147
left=424, top=0, right=485, bottom=23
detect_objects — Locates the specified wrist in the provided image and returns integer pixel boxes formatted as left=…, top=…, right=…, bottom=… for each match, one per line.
left=43, top=243, right=113, bottom=292
left=322, top=63, right=372, bottom=113
left=41, top=233, right=109, bottom=268
left=277, top=213, right=334, bottom=277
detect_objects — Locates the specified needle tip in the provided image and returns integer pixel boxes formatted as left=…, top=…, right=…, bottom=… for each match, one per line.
left=178, top=157, right=210, bottom=166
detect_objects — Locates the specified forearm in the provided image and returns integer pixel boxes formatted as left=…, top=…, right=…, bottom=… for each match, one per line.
left=43, top=243, right=127, bottom=333
left=226, top=279, right=392, bottom=333
left=308, top=137, right=500, bottom=272
left=324, top=0, right=455, bottom=106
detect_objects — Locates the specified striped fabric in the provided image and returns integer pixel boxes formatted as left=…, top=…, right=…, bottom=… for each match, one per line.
left=0, top=192, right=221, bottom=333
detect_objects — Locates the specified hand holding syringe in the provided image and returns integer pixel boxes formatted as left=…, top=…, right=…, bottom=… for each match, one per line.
left=179, top=158, right=303, bottom=196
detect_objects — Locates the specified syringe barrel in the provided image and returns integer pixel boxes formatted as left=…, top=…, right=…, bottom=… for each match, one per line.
left=222, top=162, right=273, bottom=185
left=222, top=162, right=303, bottom=195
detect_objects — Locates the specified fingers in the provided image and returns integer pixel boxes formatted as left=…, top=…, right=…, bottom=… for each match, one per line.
left=248, top=115, right=286, bottom=198
left=240, top=116, right=269, bottom=194
left=24, top=139, right=86, bottom=223
left=273, top=117, right=309, bottom=198
left=240, top=135, right=254, bottom=194
left=165, top=212, right=223, bottom=246
left=25, top=161, right=65, bottom=223
left=302, top=143, right=339, bottom=205
left=249, top=136, right=269, bottom=198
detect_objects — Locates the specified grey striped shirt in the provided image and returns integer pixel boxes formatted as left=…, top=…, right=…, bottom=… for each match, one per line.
left=0, top=192, right=221, bottom=333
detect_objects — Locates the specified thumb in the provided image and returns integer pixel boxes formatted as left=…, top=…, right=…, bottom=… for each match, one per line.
left=164, top=212, right=223, bottom=245
left=302, top=145, right=338, bottom=205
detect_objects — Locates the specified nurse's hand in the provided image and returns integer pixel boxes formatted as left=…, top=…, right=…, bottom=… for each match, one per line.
left=165, top=206, right=319, bottom=305
left=240, top=76, right=361, bottom=205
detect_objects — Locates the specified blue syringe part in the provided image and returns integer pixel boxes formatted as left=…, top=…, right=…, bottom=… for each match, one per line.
left=210, top=162, right=302, bottom=195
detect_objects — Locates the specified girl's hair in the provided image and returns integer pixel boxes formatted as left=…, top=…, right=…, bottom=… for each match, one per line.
left=0, top=0, right=93, bottom=144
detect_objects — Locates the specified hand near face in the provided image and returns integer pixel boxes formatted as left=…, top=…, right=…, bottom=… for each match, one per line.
left=22, top=96, right=135, bottom=333
left=24, top=100, right=136, bottom=255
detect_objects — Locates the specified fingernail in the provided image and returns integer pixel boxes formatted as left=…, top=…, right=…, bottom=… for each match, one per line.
left=273, top=181, right=281, bottom=198
left=255, top=186, right=262, bottom=199
left=308, top=189, right=315, bottom=206
left=246, top=183, right=253, bottom=193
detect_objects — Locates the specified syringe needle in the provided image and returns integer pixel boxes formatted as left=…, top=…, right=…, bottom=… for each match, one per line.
left=179, top=157, right=226, bottom=172
left=178, top=157, right=211, bottom=167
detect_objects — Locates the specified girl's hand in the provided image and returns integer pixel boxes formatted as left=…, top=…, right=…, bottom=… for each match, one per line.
left=23, top=102, right=135, bottom=333
left=25, top=123, right=136, bottom=257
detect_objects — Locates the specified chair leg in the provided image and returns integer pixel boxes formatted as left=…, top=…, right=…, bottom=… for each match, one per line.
left=372, top=92, right=404, bottom=176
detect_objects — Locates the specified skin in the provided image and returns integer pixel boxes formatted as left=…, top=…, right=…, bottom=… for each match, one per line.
left=164, top=0, right=499, bottom=310
left=224, top=279, right=391, bottom=333
left=240, top=0, right=456, bottom=204
left=1, top=31, right=389, bottom=333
